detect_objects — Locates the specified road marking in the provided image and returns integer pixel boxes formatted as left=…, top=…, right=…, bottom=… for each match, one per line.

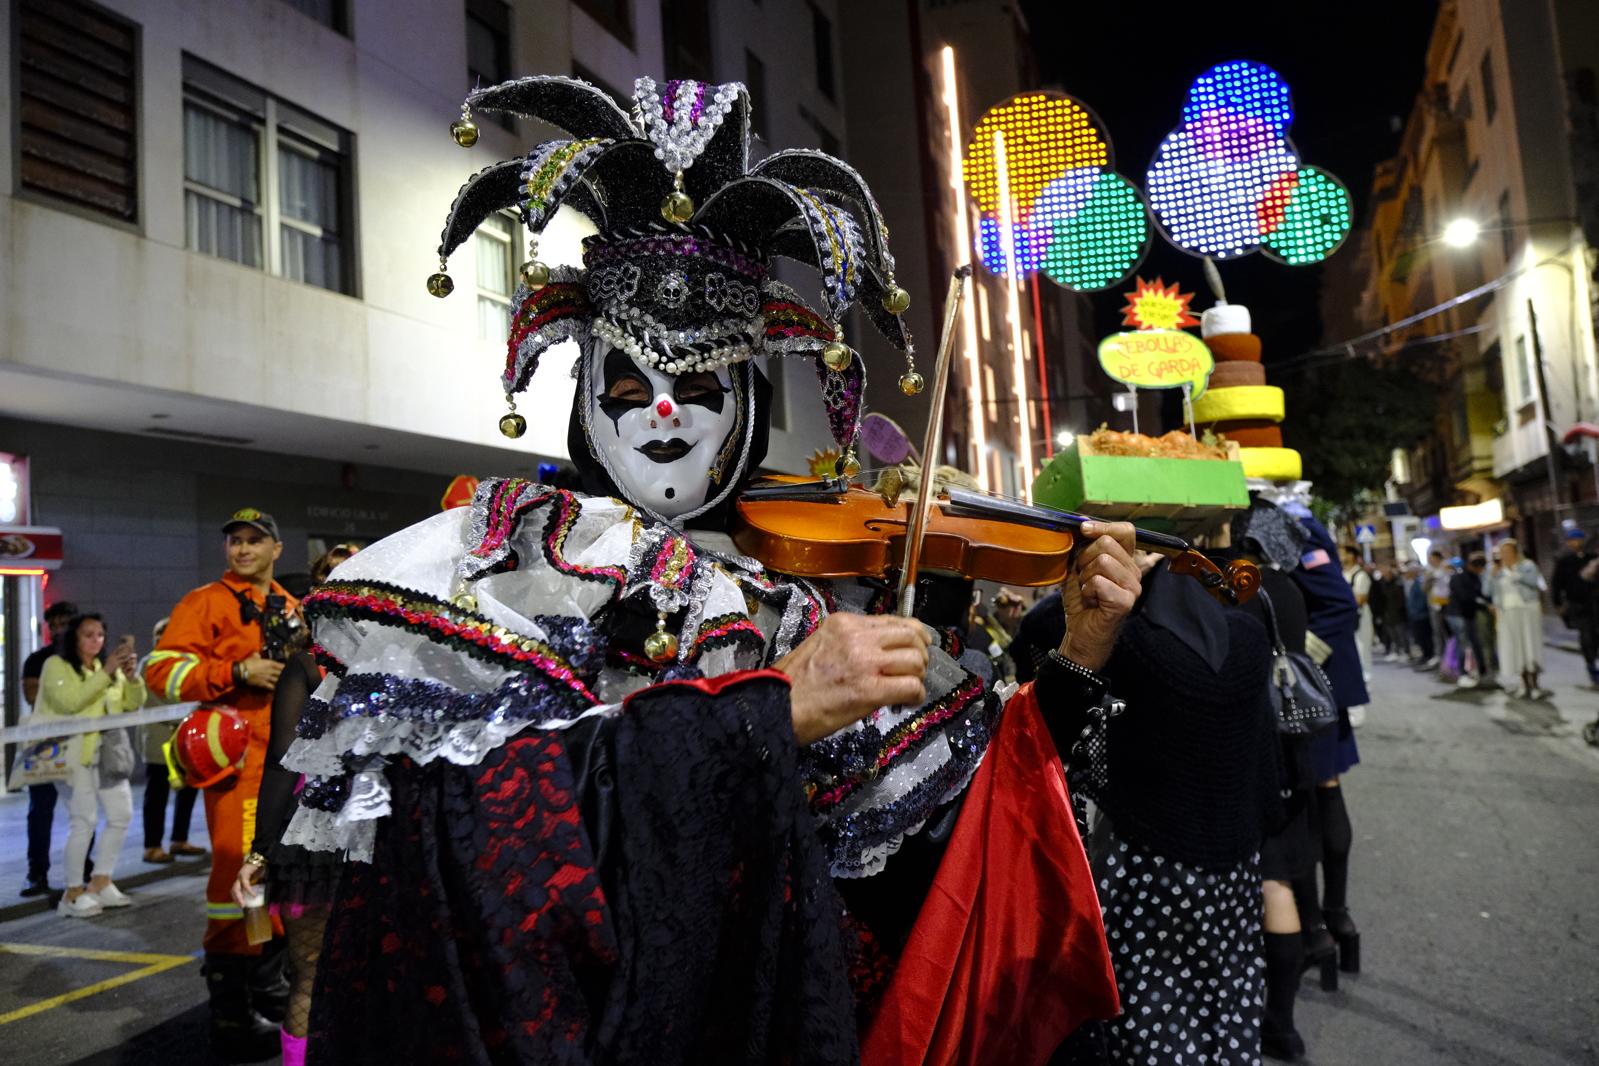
left=0, top=943, right=193, bottom=1025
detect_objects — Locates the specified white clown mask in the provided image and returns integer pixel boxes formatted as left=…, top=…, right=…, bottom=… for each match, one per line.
left=585, top=343, right=744, bottom=520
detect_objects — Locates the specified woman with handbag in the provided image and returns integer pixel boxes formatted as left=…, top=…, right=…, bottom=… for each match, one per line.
left=36, top=613, right=148, bottom=917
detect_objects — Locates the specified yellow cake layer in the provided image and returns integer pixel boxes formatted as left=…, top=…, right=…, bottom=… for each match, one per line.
left=1191, top=385, right=1284, bottom=424
left=1239, top=446, right=1302, bottom=481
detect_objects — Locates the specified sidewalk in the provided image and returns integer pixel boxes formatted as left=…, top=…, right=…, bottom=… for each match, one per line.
left=0, top=765, right=212, bottom=923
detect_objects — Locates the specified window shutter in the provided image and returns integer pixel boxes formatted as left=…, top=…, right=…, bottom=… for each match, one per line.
left=17, top=0, right=139, bottom=222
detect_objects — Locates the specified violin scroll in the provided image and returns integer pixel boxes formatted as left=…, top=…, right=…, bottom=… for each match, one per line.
left=1168, top=550, right=1261, bottom=607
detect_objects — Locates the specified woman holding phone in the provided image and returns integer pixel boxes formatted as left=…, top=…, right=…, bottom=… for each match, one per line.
left=37, top=614, right=148, bottom=917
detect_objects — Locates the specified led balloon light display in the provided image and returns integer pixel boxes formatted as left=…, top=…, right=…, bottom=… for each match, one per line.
left=965, top=92, right=1149, bottom=291
left=1146, top=61, right=1352, bottom=263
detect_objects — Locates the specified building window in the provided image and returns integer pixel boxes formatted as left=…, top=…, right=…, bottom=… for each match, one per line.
left=15, top=0, right=139, bottom=223
left=1497, top=189, right=1514, bottom=262
left=1480, top=49, right=1497, bottom=123
left=182, top=57, right=355, bottom=295
left=573, top=0, right=631, bottom=47
left=281, top=0, right=347, bottom=34
left=811, top=5, right=835, bottom=101
left=466, top=0, right=509, bottom=90
left=1514, top=334, right=1532, bottom=403
left=745, top=50, right=768, bottom=139
left=662, top=0, right=713, bottom=82
left=475, top=210, right=519, bottom=341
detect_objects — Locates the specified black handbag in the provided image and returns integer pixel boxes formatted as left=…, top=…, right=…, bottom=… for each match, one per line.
left=1258, top=588, right=1339, bottom=735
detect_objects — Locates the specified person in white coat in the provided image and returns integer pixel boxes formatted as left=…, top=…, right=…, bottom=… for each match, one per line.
left=1343, top=545, right=1374, bottom=682
left=1490, top=539, right=1548, bottom=698
left=35, top=613, right=148, bottom=917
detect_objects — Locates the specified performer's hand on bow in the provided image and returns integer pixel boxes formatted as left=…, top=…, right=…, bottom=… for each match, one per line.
left=775, top=613, right=933, bottom=744
left=1058, top=520, right=1142, bottom=672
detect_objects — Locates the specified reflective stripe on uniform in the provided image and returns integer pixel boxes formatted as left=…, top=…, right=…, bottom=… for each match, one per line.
left=207, top=901, right=244, bottom=921
left=145, top=650, right=201, bottom=702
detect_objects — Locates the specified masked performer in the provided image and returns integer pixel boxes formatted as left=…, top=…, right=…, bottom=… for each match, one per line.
left=279, top=75, right=1136, bottom=1066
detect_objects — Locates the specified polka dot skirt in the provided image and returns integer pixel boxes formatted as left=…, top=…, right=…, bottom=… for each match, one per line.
left=1059, top=833, right=1265, bottom=1065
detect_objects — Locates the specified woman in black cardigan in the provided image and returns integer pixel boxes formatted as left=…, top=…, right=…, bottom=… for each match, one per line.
left=1052, top=560, right=1281, bottom=1065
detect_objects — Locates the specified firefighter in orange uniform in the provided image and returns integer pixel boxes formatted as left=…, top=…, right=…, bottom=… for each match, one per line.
left=144, top=508, right=305, bottom=1058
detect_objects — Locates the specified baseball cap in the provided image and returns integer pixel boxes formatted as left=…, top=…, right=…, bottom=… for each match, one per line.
left=1564, top=526, right=1588, bottom=540
left=222, top=507, right=280, bottom=541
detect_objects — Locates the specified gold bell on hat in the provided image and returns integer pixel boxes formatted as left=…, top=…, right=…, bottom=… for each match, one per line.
left=427, top=256, right=454, bottom=298
left=520, top=260, right=550, bottom=289
left=661, top=170, right=695, bottom=224
left=899, top=370, right=925, bottom=395
left=822, top=340, right=852, bottom=372
left=499, top=399, right=526, bottom=438
left=451, top=115, right=479, bottom=148
left=644, top=613, right=678, bottom=662
left=882, top=281, right=911, bottom=315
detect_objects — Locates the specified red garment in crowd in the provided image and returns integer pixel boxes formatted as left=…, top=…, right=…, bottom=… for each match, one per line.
left=863, top=682, right=1119, bottom=1066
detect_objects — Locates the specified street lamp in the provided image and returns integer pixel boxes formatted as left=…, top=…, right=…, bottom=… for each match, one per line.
left=1442, top=217, right=1481, bottom=248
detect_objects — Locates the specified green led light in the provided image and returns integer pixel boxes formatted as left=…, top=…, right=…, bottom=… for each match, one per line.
left=1042, top=173, right=1148, bottom=291
left=1262, top=166, right=1351, bottom=265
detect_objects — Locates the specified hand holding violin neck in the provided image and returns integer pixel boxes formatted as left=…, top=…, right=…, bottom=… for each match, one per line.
left=1058, top=520, right=1143, bottom=672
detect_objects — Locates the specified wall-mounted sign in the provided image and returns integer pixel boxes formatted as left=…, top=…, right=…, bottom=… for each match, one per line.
left=0, top=525, right=64, bottom=574
left=1098, top=330, right=1215, bottom=396
left=1439, top=498, right=1504, bottom=531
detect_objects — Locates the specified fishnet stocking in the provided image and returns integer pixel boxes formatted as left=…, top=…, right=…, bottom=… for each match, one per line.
left=284, top=907, right=328, bottom=1039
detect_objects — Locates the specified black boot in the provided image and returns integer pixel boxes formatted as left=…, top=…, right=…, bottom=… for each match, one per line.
left=1262, top=932, right=1306, bottom=1060
left=1323, top=906, right=1361, bottom=974
left=249, top=938, right=290, bottom=1025
left=1291, top=873, right=1337, bottom=991
left=204, top=953, right=280, bottom=1062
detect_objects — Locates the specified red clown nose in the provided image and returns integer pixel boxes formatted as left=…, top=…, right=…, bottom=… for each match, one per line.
left=656, top=399, right=673, bottom=417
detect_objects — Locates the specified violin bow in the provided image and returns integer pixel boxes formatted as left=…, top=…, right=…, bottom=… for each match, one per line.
left=894, top=265, right=972, bottom=617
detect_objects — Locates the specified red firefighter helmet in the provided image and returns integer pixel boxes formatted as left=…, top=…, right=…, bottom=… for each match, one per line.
left=165, top=707, right=251, bottom=789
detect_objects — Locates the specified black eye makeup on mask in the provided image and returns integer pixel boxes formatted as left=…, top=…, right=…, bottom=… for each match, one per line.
left=674, top=371, right=728, bottom=413
left=597, top=349, right=651, bottom=428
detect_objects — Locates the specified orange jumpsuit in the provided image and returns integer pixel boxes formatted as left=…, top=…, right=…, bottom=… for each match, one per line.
left=144, top=572, right=299, bottom=956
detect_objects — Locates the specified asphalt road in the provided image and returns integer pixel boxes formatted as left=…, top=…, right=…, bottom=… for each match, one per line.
left=2, top=650, right=1597, bottom=1065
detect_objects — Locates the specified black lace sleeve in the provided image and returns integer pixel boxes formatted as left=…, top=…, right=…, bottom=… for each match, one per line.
left=250, top=651, right=319, bottom=856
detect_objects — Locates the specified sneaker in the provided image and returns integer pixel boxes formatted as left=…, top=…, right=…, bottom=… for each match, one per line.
left=144, top=847, right=175, bottom=864
left=58, top=892, right=104, bottom=918
left=1456, top=675, right=1479, bottom=689
left=19, top=878, right=52, bottom=898
left=1423, top=656, right=1440, bottom=669
left=90, top=882, right=133, bottom=908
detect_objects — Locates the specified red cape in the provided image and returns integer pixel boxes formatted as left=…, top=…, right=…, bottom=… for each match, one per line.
left=862, top=682, right=1119, bottom=1066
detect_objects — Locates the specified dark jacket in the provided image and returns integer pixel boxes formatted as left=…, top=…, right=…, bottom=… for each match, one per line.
left=1552, top=549, right=1596, bottom=613
left=1447, top=570, right=1488, bottom=619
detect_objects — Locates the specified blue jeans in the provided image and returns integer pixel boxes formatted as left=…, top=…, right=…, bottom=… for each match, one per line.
left=26, top=783, right=57, bottom=883
left=1447, top=614, right=1486, bottom=677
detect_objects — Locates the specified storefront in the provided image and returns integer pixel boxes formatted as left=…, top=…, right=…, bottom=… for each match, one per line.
left=1, top=452, right=64, bottom=793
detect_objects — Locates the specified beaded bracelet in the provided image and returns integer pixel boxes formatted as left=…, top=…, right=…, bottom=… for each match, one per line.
left=1044, top=649, right=1109, bottom=690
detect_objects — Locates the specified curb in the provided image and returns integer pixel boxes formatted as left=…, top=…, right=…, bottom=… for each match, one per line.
left=0, top=854, right=210, bottom=924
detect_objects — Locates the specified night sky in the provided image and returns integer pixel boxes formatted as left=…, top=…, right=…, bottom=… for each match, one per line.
left=1018, top=0, right=1439, bottom=359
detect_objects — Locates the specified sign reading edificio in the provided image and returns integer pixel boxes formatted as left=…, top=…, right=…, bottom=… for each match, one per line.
left=1097, top=330, right=1215, bottom=397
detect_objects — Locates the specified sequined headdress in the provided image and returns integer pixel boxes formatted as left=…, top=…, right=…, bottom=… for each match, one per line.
left=431, top=75, right=920, bottom=463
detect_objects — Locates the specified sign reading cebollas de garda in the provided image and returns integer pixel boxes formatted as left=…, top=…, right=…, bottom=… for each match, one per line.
left=1097, top=330, right=1215, bottom=397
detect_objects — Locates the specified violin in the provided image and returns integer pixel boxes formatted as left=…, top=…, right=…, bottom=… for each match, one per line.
left=733, top=475, right=1261, bottom=606
left=731, top=264, right=1259, bottom=609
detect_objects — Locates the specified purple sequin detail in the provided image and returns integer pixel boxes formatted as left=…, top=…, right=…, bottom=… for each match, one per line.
left=815, top=357, right=866, bottom=449
left=662, top=79, right=680, bottom=124
left=689, top=82, right=707, bottom=125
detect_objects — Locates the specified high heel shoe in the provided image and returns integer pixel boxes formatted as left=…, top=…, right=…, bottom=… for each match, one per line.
left=1323, top=907, right=1361, bottom=974
left=1300, top=926, right=1338, bottom=991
